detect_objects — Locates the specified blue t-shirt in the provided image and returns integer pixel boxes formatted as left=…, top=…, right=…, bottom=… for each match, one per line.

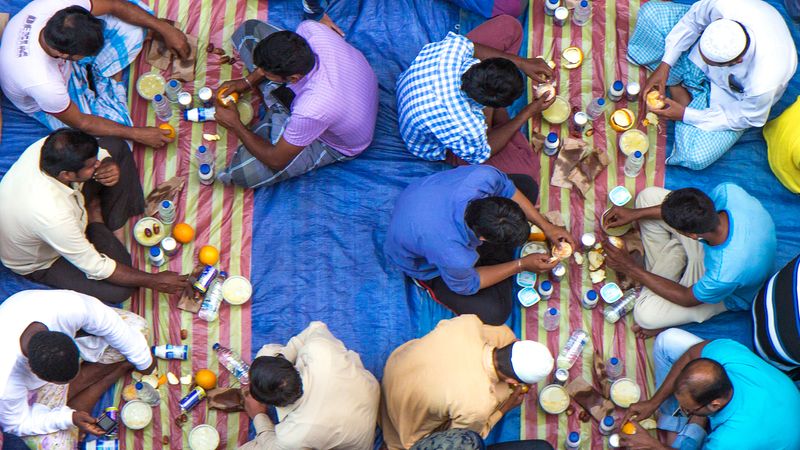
left=384, top=166, right=517, bottom=295
left=692, top=183, right=776, bottom=310
left=701, top=340, right=800, bottom=450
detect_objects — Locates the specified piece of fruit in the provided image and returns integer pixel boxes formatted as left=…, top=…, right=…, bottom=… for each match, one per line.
left=180, top=374, right=192, bottom=385
left=203, top=133, right=221, bottom=141
left=122, top=384, right=138, bottom=401
left=142, top=374, right=159, bottom=388
left=157, top=374, right=168, bottom=386
left=588, top=250, right=605, bottom=271
left=158, top=123, right=176, bottom=139
left=640, top=418, right=657, bottom=430
left=573, top=252, right=584, bottom=265
left=172, top=223, right=195, bottom=244
left=535, top=83, right=556, bottom=101
left=608, top=236, right=625, bottom=249
left=194, top=369, right=218, bottom=390
left=589, top=269, right=606, bottom=284
left=198, top=245, right=220, bottom=266
left=167, top=372, right=180, bottom=385
left=622, top=422, right=637, bottom=435
left=646, top=90, right=666, bottom=110
left=551, top=242, right=573, bottom=260
left=216, top=88, right=239, bottom=106
left=562, top=46, right=584, bottom=69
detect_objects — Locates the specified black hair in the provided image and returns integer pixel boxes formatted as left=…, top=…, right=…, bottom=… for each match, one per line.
left=661, top=188, right=719, bottom=234
left=28, top=331, right=80, bottom=383
left=494, top=343, right=523, bottom=382
left=676, top=358, right=733, bottom=406
left=461, top=58, right=524, bottom=108
left=43, top=6, right=105, bottom=57
left=39, top=128, right=99, bottom=178
left=253, top=31, right=315, bottom=77
left=465, top=197, right=528, bottom=246
left=249, top=355, right=303, bottom=407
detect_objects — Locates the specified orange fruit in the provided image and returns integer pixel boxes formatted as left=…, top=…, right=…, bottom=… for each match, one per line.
left=158, top=123, right=176, bottom=139
left=198, top=245, right=220, bottom=266
left=621, top=422, right=637, bottom=435
left=172, top=223, right=195, bottom=244
left=216, top=88, right=239, bottom=106
left=194, top=369, right=217, bottom=390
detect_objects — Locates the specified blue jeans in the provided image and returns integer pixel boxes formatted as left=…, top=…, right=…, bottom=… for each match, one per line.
left=653, top=329, right=708, bottom=449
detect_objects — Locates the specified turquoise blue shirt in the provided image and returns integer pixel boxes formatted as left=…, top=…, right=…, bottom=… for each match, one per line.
left=701, top=339, right=800, bottom=450
left=692, top=183, right=776, bottom=310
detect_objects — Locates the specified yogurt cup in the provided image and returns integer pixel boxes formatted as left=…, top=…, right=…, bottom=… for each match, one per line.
left=539, top=384, right=570, bottom=414
left=610, top=378, right=641, bottom=408
left=222, top=276, right=252, bottom=305
left=609, top=186, right=633, bottom=207
left=517, top=287, right=541, bottom=307
left=516, top=271, right=537, bottom=288
left=188, top=424, right=220, bottom=450
left=121, top=400, right=152, bottom=430
left=600, top=282, right=624, bottom=303
left=619, top=129, right=649, bottom=156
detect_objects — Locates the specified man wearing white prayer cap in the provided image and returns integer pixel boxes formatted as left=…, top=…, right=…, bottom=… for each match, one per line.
left=628, top=0, right=796, bottom=170
left=379, top=315, right=554, bottom=450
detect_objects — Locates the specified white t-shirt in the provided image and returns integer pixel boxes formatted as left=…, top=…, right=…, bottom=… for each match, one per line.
left=0, top=0, right=92, bottom=114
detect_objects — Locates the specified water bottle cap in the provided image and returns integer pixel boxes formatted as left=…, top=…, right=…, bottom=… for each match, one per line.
left=603, top=416, right=615, bottom=426
left=613, top=80, right=624, bottom=90
left=580, top=0, right=588, bottom=5
left=610, top=357, right=619, bottom=365
left=219, top=271, right=228, bottom=277
left=161, top=200, right=171, bottom=208
left=200, top=164, right=211, bottom=175
left=154, top=94, right=163, bottom=101
left=548, top=0, right=558, bottom=4
left=587, top=290, right=597, bottom=300
left=198, top=145, right=207, bottom=153
left=212, top=343, right=221, bottom=350
left=547, top=132, right=558, bottom=142
left=597, top=98, right=606, bottom=105
left=548, top=307, right=558, bottom=315
left=169, top=79, right=178, bottom=87
left=135, top=381, right=144, bottom=389
left=569, top=432, right=580, bottom=442
left=149, top=246, right=161, bottom=256
left=542, top=280, right=552, bottom=290
left=634, top=151, right=642, bottom=158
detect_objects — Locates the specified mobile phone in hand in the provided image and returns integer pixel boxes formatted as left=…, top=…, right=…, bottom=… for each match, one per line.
left=96, top=412, right=118, bottom=435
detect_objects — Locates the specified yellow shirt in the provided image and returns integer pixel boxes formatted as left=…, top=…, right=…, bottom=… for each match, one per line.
left=379, top=315, right=516, bottom=450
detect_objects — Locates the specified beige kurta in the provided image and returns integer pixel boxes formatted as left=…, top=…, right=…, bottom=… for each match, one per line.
left=239, top=322, right=380, bottom=450
left=379, top=315, right=516, bottom=450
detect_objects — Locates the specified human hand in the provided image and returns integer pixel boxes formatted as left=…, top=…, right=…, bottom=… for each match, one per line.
left=621, top=398, right=659, bottom=428
left=643, top=63, right=670, bottom=99
left=602, top=237, right=636, bottom=273
left=242, top=387, right=268, bottom=419
left=73, top=411, right=104, bottom=436
left=619, top=421, right=665, bottom=449
left=93, top=160, right=120, bottom=187
left=602, top=205, right=636, bottom=229
left=135, top=126, right=174, bottom=148
left=653, top=97, right=686, bottom=121
left=523, top=94, right=557, bottom=118
left=517, top=56, right=554, bottom=84
left=543, top=225, right=576, bottom=252
left=521, top=253, right=559, bottom=273
left=319, top=13, right=345, bottom=37
left=218, top=79, right=249, bottom=98
left=499, top=384, right=527, bottom=414
left=159, top=21, right=191, bottom=59
left=139, top=357, right=158, bottom=375
left=149, top=271, right=190, bottom=294
left=214, top=100, right=242, bottom=130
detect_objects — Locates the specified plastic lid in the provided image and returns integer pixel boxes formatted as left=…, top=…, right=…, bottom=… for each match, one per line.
left=542, top=280, right=552, bottom=290
left=597, top=98, right=606, bottom=105
left=610, top=357, right=619, bottom=365
left=613, top=80, right=624, bottom=90
left=154, top=94, right=163, bottom=101
left=212, top=343, right=220, bottom=350
left=580, top=0, right=588, bottom=5
left=199, top=164, right=211, bottom=175
left=603, top=416, right=615, bottom=426
left=169, top=80, right=178, bottom=87
left=161, top=200, right=171, bottom=208
left=135, top=382, right=144, bottom=389
left=547, top=132, right=558, bottom=142
left=149, top=246, right=161, bottom=256
left=548, top=307, right=558, bottom=315
left=587, top=290, right=598, bottom=300
left=569, top=432, right=580, bottom=442
left=634, top=151, right=643, bottom=158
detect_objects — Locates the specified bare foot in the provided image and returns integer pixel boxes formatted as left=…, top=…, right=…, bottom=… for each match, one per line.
left=668, top=85, right=692, bottom=107
left=632, top=324, right=666, bottom=339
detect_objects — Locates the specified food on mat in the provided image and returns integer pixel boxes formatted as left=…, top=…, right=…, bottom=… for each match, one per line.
left=619, top=129, right=649, bottom=156
left=180, top=374, right=193, bottom=385
left=203, top=133, right=221, bottom=141
left=610, top=378, right=642, bottom=408
left=121, top=400, right=153, bottom=430
left=133, top=217, right=166, bottom=247
left=141, top=374, right=159, bottom=388
left=172, top=223, right=195, bottom=244
left=136, top=72, right=166, bottom=100
left=573, top=252, right=584, bottom=265
left=540, top=384, right=570, bottom=414
left=167, top=372, right=180, bottom=385
left=198, top=245, right=220, bottom=265
left=222, top=276, right=253, bottom=305
left=181, top=329, right=189, bottom=340
left=158, top=123, right=176, bottom=139
left=609, top=108, right=635, bottom=132
left=588, top=250, right=605, bottom=271
left=642, top=111, right=659, bottom=127
left=216, top=88, right=239, bottom=106
left=551, top=242, right=573, bottom=261
left=535, top=82, right=556, bottom=101
left=122, top=384, right=138, bottom=402
left=589, top=269, right=606, bottom=284
left=622, top=422, right=637, bottom=435
left=640, top=418, right=657, bottom=430
left=646, top=90, right=665, bottom=110
left=157, top=374, right=168, bottom=386
left=194, top=369, right=218, bottom=390
left=561, top=46, right=584, bottom=69
left=542, top=96, right=571, bottom=124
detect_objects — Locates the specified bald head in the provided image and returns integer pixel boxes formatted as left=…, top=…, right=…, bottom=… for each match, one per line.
left=675, top=358, right=732, bottom=406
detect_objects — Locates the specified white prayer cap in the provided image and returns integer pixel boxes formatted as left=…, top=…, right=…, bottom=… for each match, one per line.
left=510, top=340, right=554, bottom=384
left=699, top=19, right=747, bottom=64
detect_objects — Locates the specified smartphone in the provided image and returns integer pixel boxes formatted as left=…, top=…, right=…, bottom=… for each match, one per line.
left=96, top=412, right=118, bottom=435
left=672, top=407, right=686, bottom=418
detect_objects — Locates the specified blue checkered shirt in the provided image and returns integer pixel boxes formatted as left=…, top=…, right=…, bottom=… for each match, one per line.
left=396, top=33, right=490, bottom=164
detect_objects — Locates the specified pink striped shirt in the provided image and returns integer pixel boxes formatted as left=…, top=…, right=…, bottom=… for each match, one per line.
left=283, top=21, right=379, bottom=156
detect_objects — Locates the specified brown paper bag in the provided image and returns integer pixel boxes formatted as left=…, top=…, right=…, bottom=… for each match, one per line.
left=207, top=388, right=245, bottom=412
left=529, top=132, right=546, bottom=154
left=144, top=176, right=186, bottom=217
left=566, top=376, right=615, bottom=422
left=144, top=37, right=172, bottom=71
left=177, top=266, right=204, bottom=313
left=550, top=138, right=586, bottom=189
left=171, top=35, right=198, bottom=82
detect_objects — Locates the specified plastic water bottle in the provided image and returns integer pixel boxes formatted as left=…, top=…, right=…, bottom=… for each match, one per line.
left=81, top=439, right=119, bottom=450
left=148, top=246, right=165, bottom=267
left=165, top=79, right=182, bottom=102
left=586, top=97, right=607, bottom=120
left=608, top=80, right=625, bottom=102
left=624, top=151, right=645, bottom=178
left=151, top=94, right=173, bottom=121
left=538, top=280, right=554, bottom=299
left=135, top=381, right=160, bottom=406
left=543, top=132, right=560, bottom=156
left=545, top=0, right=559, bottom=16
left=184, top=107, right=216, bottom=122
left=199, top=272, right=227, bottom=322
left=213, top=343, right=251, bottom=385
left=565, top=431, right=581, bottom=449
left=556, top=329, right=588, bottom=369
left=599, top=415, right=616, bottom=435
left=553, top=6, right=568, bottom=26
left=199, top=163, right=214, bottom=185
left=572, top=0, right=592, bottom=26
left=603, top=288, right=639, bottom=323
left=581, top=289, right=599, bottom=309
left=543, top=307, right=560, bottom=331
left=196, top=145, right=213, bottom=165
left=606, top=356, right=624, bottom=379
left=158, top=200, right=176, bottom=224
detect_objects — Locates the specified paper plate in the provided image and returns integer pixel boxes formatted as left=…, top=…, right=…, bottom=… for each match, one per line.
left=542, top=96, right=570, bottom=124
left=222, top=276, right=252, bottom=305
left=133, top=217, right=167, bottom=247
left=121, top=400, right=152, bottom=430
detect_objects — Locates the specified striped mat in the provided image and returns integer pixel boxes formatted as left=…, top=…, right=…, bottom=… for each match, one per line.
left=118, top=0, right=265, bottom=447
left=522, top=0, right=667, bottom=447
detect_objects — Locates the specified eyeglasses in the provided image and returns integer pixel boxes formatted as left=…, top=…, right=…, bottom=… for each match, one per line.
left=728, top=74, right=744, bottom=94
left=679, top=402, right=709, bottom=417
